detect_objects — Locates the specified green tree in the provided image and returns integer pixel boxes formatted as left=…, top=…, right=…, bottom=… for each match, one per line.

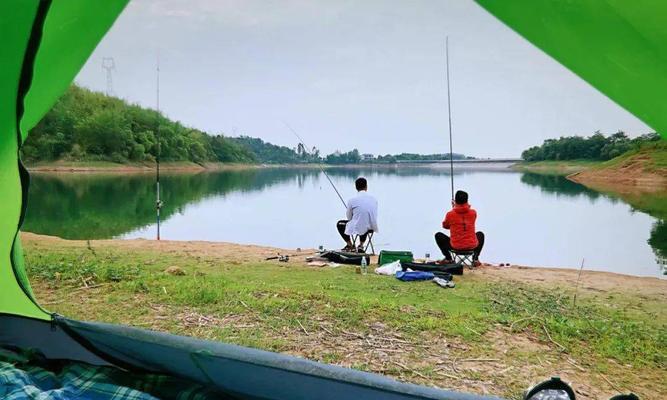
left=521, top=131, right=658, bottom=162
left=76, top=109, right=133, bottom=159
left=23, top=84, right=478, bottom=165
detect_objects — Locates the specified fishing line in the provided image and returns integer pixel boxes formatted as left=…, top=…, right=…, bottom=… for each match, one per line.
left=445, top=36, right=455, bottom=200
left=573, top=258, right=585, bottom=307
left=282, top=121, right=347, bottom=209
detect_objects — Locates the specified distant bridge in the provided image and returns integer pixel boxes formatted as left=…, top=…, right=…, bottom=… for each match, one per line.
left=395, top=158, right=521, bottom=164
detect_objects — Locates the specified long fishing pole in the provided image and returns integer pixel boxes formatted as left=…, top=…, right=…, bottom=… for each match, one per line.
left=155, top=53, right=162, bottom=240
left=282, top=121, right=347, bottom=209
left=445, top=36, right=455, bottom=201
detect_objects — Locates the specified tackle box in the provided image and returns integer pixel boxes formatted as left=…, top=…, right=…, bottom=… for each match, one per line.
left=377, top=250, right=414, bottom=265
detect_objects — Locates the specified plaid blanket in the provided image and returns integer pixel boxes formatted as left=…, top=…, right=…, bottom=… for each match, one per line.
left=0, top=348, right=220, bottom=400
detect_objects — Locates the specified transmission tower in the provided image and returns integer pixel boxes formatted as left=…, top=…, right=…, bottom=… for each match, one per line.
left=101, top=57, right=116, bottom=96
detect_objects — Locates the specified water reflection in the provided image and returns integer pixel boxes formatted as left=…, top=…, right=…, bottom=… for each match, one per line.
left=520, top=173, right=602, bottom=200
left=521, top=172, right=666, bottom=271
left=22, top=167, right=665, bottom=276
left=24, top=166, right=507, bottom=239
left=650, top=221, right=667, bottom=257
left=24, top=169, right=318, bottom=239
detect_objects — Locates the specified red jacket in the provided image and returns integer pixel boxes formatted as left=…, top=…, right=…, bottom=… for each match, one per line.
left=442, top=203, right=478, bottom=250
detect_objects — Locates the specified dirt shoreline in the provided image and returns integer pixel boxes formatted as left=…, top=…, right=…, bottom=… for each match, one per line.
left=31, top=157, right=666, bottom=194
left=568, top=168, right=666, bottom=192
left=28, top=161, right=286, bottom=173
left=20, top=232, right=667, bottom=294
left=26, top=161, right=464, bottom=174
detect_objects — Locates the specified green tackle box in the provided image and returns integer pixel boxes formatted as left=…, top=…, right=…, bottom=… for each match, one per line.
left=378, top=250, right=413, bottom=265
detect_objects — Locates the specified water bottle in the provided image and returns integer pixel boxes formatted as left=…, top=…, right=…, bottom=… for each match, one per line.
left=361, top=256, right=368, bottom=275
left=425, top=253, right=430, bottom=263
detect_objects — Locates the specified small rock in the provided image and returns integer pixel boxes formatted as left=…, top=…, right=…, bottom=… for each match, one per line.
left=370, top=322, right=387, bottom=331
left=164, top=266, right=186, bottom=276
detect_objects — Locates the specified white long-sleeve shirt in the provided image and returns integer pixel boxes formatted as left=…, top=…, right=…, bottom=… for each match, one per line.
left=344, top=191, right=379, bottom=235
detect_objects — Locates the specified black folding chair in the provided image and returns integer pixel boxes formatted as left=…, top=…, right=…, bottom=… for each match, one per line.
left=451, top=249, right=475, bottom=268
left=351, top=231, right=375, bottom=255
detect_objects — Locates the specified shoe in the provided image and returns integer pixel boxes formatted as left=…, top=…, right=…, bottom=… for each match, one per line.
left=341, top=245, right=354, bottom=252
left=433, top=272, right=453, bottom=281
left=473, top=260, right=482, bottom=268
left=433, top=277, right=455, bottom=288
left=356, top=246, right=366, bottom=253
left=436, top=259, right=454, bottom=265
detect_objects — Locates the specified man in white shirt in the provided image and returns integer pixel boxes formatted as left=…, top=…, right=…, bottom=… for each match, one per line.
left=336, top=177, right=379, bottom=252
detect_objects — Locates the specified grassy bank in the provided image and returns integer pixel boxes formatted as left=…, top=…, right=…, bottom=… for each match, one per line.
left=594, top=141, right=667, bottom=173
left=567, top=143, right=666, bottom=196
left=22, top=234, right=666, bottom=399
left=512, top=160, right=600, bottom=175
left=514, top=142, right=666, bottom=177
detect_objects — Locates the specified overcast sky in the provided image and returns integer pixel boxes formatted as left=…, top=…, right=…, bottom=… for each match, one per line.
left=76, top=0, right=651, bottom=158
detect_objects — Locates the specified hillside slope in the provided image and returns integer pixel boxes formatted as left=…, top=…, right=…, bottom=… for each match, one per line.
left=568, top=143, right=666, bottom=191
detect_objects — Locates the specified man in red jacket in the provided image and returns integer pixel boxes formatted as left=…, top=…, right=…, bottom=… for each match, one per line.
left=435, top=190, right=484, bottom=266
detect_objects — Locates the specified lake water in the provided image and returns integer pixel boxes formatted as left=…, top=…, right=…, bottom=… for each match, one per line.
left=23, top=165, right=666, bottom=277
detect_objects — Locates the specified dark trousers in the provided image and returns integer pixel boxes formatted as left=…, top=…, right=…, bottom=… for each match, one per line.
left=337, top=220, right=368, bottom=245
left=434, top=231, right=485, bottom=261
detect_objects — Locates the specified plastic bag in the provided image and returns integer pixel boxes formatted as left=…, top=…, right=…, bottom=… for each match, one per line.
left=374, top=260, right=401, bottom=276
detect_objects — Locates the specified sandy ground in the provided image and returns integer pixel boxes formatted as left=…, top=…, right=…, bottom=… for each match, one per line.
left=22, top=232, right=667, bottom=298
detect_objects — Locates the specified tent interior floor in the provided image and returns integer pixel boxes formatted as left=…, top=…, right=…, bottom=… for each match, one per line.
left=0, top=341, right=218, bottom=399
left=1, top=315, right=492, bottom=400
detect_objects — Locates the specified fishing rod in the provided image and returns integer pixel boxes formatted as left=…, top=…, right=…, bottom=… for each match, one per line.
left=265, top=250, right=320, bottom=261
left=155, top=53, right=163, bottom=240
left=445, top=36, right=455, bottom=201
left=282, top=121, right=348, bottom=209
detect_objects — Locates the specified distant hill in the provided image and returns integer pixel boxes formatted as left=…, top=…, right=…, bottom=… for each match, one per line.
left=23, top=85, right=256, bottom=164
left=521, top=131, right=661, bottom=162
left=228, top=136, right=318, bottom=164
left=23, top=85, right=472, bottom=165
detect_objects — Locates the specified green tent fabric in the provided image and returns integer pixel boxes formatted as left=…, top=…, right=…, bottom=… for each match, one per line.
left=0, top=0, right=129, bottom=320
left=475, top=0, right=667, bottom=139
left=0, top=0, right=40, bottom=320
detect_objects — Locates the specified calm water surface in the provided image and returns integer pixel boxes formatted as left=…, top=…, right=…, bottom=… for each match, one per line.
left=24, top=166, right=666, bottom=277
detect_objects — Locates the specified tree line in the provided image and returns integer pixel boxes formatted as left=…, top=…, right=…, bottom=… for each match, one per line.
left=23, top=85, right=471, bottom=165
left=23, top=85, right=257, bottom=164
left=521, top=131, right=661, bottom=161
